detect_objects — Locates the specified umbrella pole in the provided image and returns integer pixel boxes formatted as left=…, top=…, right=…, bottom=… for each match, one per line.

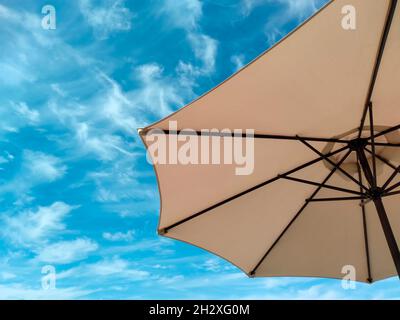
left=357, top=146, right=400, bottom=279
left=372, top=197, right=400, bottom=279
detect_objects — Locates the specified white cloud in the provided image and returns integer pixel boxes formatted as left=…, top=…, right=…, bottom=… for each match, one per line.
left=88, top=157, right=155, bottom=206
left=193, top=258, right=236, bottom=273
left=282, top=0, right=321, bottom=19
left=152, top=272, right=245, bottom=292
left=296, top=284, right=343, bottom=300
left=130, top=63, right=186, bottom=118
left=2, top=202, right=75, bottom=247
left=50, top=84, right=66, bottom=97
left=36, top=238, right=98, bottom=264
left=97, top=72, right=142, bottom=133
left=103, top=230, right=135, bottom=242
left=0, top=151, right=66, bottom=202
left=265, top=27, right=285, bottom=46
left=263, top=0, right=324, bottom=46
left=1, top=271, right=16, bottom=280
left=0, top=151, right=13, bottom=165
left=75, top=122, right=129, bottom=161
left=2, top=150, right=66, bottom=191
left=79, top=0, right=133, bottom=40
left=263, top=277, right=315, bottom=289
left=175, top=41, right=218, bottom=85
left=242, top=0, right=321, bottom=17
left=240, top=0, right=324, bottom=46
left=12, top=102, right=40, bottom=124
left=201, top=259, right=222, bottom=272
left=22, top=150, right=67, bottom=183
left=50, top=68, right=180, bottom=162
left=231, top=54, right=245, bottom=71
left=0, top=5, right=57, bottom=93
left=159, top=1, right=218, bottom=76
left=160, top=0, right=202, bottom=31
left=157, top=275, right=185, bottom=285
left=0, top=1, right=211, bottom=169
left=87, top=258, right=149, bottom=278
left=0, top=4, right=17, bottom=20
left=102, top=238, right=175, bottom=256
left=136, top=63, right=164, bottom=82
left=0, top=284, right=93, bottom=300
left=187, top=33, right=218, bottom=74
left=57, top=257, right=149, bottom=281
left=241, top=0, right=264, bottom=16
left=1, top=101, right=40, bottom=134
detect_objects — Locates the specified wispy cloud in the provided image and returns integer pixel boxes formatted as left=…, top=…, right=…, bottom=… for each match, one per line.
left=0, top=151, right=14, bottom=165
left=242, top=0, right=322, bottom=18
left=239, top=0, right=326, bottom=46
left=36, top=238, right=99, bottom=264
left=0, top=150, right=67, bottom=201
left=187, top=33, right=218, bottom=75
left=0, top=271, right=16, bottom=281
left=79, top=0, right=133, bottom=40
left=87, top=258, right=148, bottom=278
left=11, top=102, right=40, bottom=124
left=103, top=230, right=135, bottom=242
left=1, top=202, right=76, bottom=247
left=231, top=54, right=246, bottom=71
left=57, top=257, right=150, bottom=283
left=131, top=63, right=185, bottom=118
left=159, top=0, right=218, bottom=76
left=159, top=0, right=203, bottom=31
left=281, top=0, right=322, bottom=19
left=194, top=258, right=236, bottom=273
left=265, top=0, right=326, bottom=45
left=0, top=284, right=93, bottom=300
left=21, top=150, right=67, bottom=183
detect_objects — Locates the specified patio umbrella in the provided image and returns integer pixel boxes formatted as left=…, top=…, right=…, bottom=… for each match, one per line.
left=139, top=0, right=400, bottom=283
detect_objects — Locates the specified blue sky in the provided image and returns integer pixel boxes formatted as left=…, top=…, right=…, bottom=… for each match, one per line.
left=0, top=0, right=400, bottom=299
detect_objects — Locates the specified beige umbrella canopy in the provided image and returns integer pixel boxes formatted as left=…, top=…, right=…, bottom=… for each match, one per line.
left=139, top=0, right=400, bottom=283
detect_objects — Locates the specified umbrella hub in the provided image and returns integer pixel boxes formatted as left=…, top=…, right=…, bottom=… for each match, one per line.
left=348, top=138, right=368, bottom=151
left=321, top=126, right=400, bottom=179
left=368, top=187, right=383, bottom=199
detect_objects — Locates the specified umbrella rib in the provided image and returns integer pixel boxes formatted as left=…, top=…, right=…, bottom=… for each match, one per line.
left=384, top=180, right=400, bottom=193
left=161, top=145, right=349, bottom=234
left=151, top=129, right=348, bottom=144
left=382, top=164, right=400, bottom=190
left=281, top=176, right=362, bottom=196
left=357, top=156, right=373, bottom=283
left=383, top=190, right=400, bottom=197
left=368, top=103, right=377, bottom=187
left=249, top=149, right=352, bottom=276
left=298, top=138, right=369, bottom=192
left=307, top=196, right=367, bottom=202
left=367, top=124, right=400, bottom=142
left=367, top=142, right=400, bottom=147
left=364, top=147, right=397, bottom=170
left=357, top=0, right=398, bottom=139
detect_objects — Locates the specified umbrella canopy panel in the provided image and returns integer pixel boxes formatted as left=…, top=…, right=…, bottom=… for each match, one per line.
left=145, top=0, right=389, bottom=136
left=140, top=0, right=400, bottom=283
left=373, top=0, right=400, bottom=127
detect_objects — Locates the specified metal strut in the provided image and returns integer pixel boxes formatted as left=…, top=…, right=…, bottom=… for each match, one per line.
left=355, top=143, right=400, bottom=279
